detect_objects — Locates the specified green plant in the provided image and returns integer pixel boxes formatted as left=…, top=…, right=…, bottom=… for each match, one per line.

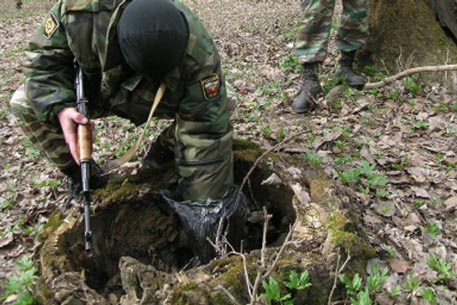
left=339, top=126, right=351, bottom=139
left=276, top=127, right=286, bottom=142
left=339, top=264, right=388, bottom=305
left=392, top=156, right=411, bottom=170
left=339, top=273, right=363, bottom=296
left=362, top=65, right=388, bottom=80
left=304, top=151, right=324, bottom=165
left=427, top=254, right=454, bottom=282
left=419, top=287, right=437, bottom=305
left=434, top=101, right=447, bottom=113
left=411, top=120, right=429, bottom=131
left=339, top=168, right=361, bottom=185
left=360, top=117, right=374, bottom=126
left=36, top=178, right=61, bottom=188
left=340, top=160, right=388, bottom=189
left=421, top=222, right=440, bottom=239
left=351, top=287, right=372, bottom=305
left=306, top=134, right=316, bottom=145
left=404, top=77, right=422, bottom=94
left=391, top=285, right=401, bottom=296
left=413, top=199, right=426, bottom=208
left=366, top=172, right=388, bottom=187
left=261, top=125, right=273, bottom=137
left=446, top=161, right=456, bottom=172
left=402, top=272, right=421, bottom=292
left=381, top=244, right=395, bottom=257
left=284, top=270, right=312, bottom=290
left=334, top=155, right=352, bottom=165
left=260, top=270, right=312, bottom=305
left=23, top=224, right=43, bottom=237
left=359, top=186, right=370, bottom=195
left=333, top=140, right=347, bottom=150
left=0, top=199, right=13, bottom=210
left=280, top=54, right=301, bottom=73
left=22, top=139, right=41, bottom=160
left=384, top=91, right=399, bottom=101
left=343, top=87, right=357, bottom=97
left=261, top=276, right=291, bottom=305
left=375, top=188, right=389, bottom=198
left=0, top=256, right=38, bottom=305
left=367, top=264, right=388, bottom=293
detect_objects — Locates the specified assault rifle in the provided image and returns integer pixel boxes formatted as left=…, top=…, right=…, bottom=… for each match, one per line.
left=75, top=66, right=93, bottom=256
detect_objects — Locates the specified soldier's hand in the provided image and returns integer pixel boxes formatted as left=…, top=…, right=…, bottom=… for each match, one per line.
left=57, top=107, right=89, bottom=164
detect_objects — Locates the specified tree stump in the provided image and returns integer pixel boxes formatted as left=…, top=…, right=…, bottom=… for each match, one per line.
left=34, top=140, right=374, bottom=305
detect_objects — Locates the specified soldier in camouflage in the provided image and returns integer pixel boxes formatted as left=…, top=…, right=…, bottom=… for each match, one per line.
left=9, top=0, right=234, bottom=202
left=292, top=0, right=369, bottom=113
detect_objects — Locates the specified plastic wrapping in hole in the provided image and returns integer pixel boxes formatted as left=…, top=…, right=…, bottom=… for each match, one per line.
left=161, top=186, right=249, bottom=264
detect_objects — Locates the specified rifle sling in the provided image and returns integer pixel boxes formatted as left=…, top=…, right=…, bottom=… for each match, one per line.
left=104, top=82, right=166, bottom=171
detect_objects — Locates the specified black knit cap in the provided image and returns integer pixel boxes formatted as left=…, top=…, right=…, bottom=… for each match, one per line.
left=117, top=0, right=189, bottom=80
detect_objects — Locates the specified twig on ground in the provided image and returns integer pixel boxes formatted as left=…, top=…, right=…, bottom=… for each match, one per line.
left=327, top=250, right=352, bottom=305
left=364, top=64, right=457, bottom=89
left=249, top=207, right=272, bottom=305
left=264, top=218, right=298, bottom=279
left=216, top=285, right=243, bottom=305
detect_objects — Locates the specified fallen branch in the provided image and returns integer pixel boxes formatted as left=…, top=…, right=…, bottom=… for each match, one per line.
left=364, top=64, right=457, bottom=89
left=216, top=285, right=243, bottom=305
left=327, top=250, right=352, bottom=305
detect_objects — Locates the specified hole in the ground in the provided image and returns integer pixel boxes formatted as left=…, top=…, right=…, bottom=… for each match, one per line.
left=43, top=155, right=296, bottom=300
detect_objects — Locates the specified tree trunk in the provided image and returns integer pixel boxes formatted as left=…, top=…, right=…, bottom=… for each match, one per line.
left=427, top=0, right=457, bottom=40
left=358, top=0, right=457, bottom=87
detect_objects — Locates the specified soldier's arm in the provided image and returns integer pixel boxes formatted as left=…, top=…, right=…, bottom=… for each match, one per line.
left=24, top=0, right=75, bottom=125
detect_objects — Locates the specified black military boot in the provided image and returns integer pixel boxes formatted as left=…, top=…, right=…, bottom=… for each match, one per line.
left=334, top=51, right=366, bottom=88
left=141, top=140, right=174, bottom=170
left=291, top=63, right=323, bottom=113
left=62, top=160, right=107, bottom=206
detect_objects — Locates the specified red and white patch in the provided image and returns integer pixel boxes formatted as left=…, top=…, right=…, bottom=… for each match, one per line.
left=200, top=74, right=221, bottom=100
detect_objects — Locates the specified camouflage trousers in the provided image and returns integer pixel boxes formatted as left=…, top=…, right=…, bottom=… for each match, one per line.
left=296, top=0, right=369, bottom=63
left=9, top=85, right=234, bottom=201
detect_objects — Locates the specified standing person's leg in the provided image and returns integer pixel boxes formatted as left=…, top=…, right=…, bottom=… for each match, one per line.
left=293, top=0, right=336, bottom=112
left=334, top=0, right=369, bottom=87
left=296, top=0, right=336, bottom=63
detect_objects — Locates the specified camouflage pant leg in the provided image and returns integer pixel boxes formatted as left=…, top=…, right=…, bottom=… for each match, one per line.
left=174, top=115, right=233, bottom=201
left=336, top=0, right=369, bottom=51
left=9, top=85, right=75, bottom=171
left=296, top=0, right=336, bottom=63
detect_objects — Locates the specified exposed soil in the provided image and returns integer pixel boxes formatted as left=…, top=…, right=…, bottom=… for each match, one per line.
left=0, top=0, right=456, bottom=304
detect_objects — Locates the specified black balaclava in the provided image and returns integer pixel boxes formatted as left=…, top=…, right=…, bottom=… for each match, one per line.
left=117, top=0, right=189, bottom=80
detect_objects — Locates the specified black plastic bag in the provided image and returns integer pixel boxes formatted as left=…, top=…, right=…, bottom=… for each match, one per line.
left=161, top=186, right=249, bottom=264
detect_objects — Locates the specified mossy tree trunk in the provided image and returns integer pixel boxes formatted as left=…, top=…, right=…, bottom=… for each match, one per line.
left=358, top=0, right=457, bottom=86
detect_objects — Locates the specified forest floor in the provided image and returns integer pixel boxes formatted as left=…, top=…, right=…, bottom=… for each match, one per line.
left=0, top=0, right=456, bottom=304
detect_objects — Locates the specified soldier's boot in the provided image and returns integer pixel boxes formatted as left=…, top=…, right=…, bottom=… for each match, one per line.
left=141, top=140, right=174, bottom=170
left=334, top=51, right=366, bottom=88
left=62, top=160, right=107, bottom=206
left=291, top=63, right=323, bottom=113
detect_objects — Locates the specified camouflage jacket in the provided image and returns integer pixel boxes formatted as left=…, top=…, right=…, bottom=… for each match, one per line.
left=24, top=0, right=225, bottom=125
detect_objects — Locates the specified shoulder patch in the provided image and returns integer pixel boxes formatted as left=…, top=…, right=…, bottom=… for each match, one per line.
left=200, top=74, right=220, bottom=100
left=43, top=11, right=60, bottom=39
